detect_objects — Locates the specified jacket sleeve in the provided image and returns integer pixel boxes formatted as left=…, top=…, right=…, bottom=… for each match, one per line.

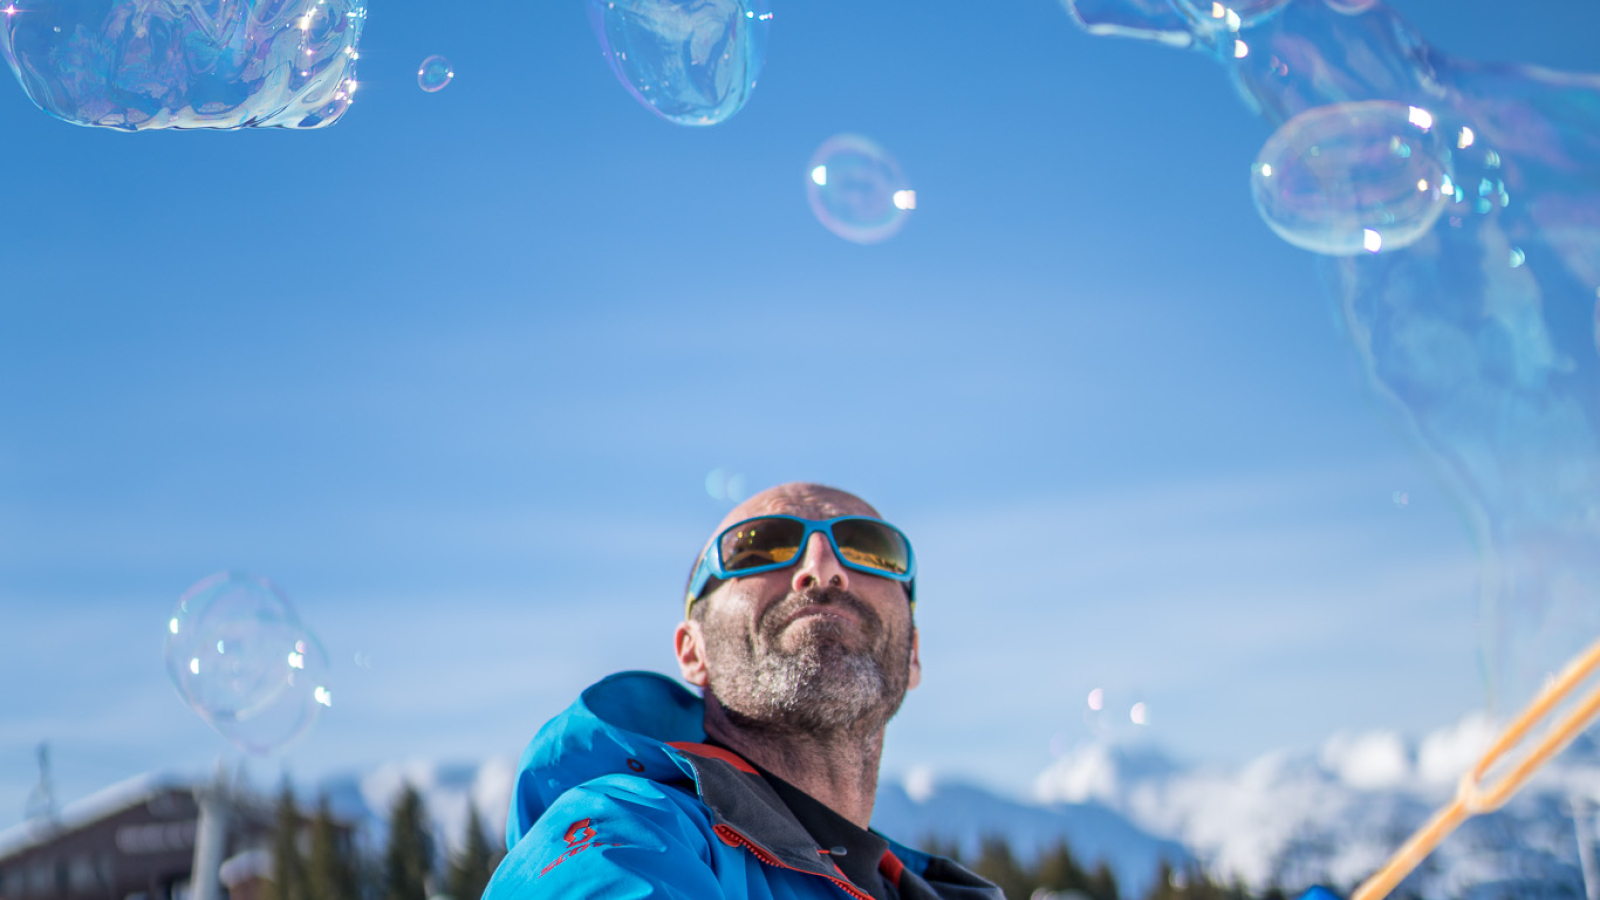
left=483, top=774, right=728, bottom=900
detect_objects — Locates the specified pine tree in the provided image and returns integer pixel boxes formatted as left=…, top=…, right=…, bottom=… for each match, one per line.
left=384, top=784, right=434, bottom=900
left=1034, top=839, right=1088, bottom=895
left=444, top=800, right=495, bottom=900
left=1087, top=859, right=1121, bottom=900
left=269, top=780, right=310, bottom=900
left=308, top=795, right=359, bottom=900
left=971, top=834, right=1032, bottom=900
left=918, top=833, right=963, bottom=864
left=1144, top=860, right=1179, bottom=900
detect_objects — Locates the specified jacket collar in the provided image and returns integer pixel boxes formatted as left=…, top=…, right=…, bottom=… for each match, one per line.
left=669, top=740, right=906, bottom=899
left=510, top=672, right=998, bottom=898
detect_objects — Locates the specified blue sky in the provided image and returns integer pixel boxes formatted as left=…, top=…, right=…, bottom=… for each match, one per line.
left=2, top=0, right=1598, bottom=832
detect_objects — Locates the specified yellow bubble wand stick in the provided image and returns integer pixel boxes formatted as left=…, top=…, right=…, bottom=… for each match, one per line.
left=1351, top=633, right=1600, bottom=900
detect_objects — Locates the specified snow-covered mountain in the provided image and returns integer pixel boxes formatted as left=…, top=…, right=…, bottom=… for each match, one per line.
left=1032, top=714, right=1600, bottom=898
left=314, top=713, right=1600, bottom=900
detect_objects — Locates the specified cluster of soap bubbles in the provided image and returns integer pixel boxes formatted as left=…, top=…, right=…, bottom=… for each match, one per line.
left=1, top=0, right=914, bottom=245
left=586, top=0, right=771, bottom=126
left=806, top=134, right=917, bottom=245
left=164, top=571, right=332, bottom=755
left=0, top=0, right=367, bottom=129
left=585, top=0, right=916, bottom=241
left=1063, top=0, right=1600, bottom=730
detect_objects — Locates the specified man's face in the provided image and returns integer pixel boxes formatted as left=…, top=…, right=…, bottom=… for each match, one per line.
left=676, top=484, right=920, bottom=736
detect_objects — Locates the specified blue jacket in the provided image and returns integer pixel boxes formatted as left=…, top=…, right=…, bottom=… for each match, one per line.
left=485, top=671, right=1005, bottom=900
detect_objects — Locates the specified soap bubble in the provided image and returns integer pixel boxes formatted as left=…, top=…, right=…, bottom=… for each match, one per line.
left=1251, top=100, right=1449, bottom=256
left=704, top=467, right=747, bottom=503
left=1081, top=686, right=1153, bottom=743
left=1062, top=0, right=1198, bottom=49
left=1173, top=0, right=1290, bottom=31
left=417, top=54, right=453, bottom=93
left=806, top=134, right=916, bottom=245
left=1062, top=0, right=1600, bottom=733
left=164, top=571, right=333, bottom=754
left=1067, top=0, right=1291, bottom=52
left=0, top=0, right=366, bottom=130
left=586, top=0, right=770, bottom=126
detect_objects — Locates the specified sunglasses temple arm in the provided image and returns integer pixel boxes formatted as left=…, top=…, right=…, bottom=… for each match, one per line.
left=685, top=553, right=715, bottom=618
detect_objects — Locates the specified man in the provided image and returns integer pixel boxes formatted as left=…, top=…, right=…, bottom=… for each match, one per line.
left=484, top=482, right=1003, bottom=899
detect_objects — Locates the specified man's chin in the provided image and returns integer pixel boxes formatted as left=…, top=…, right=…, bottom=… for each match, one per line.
left=772, top=617, right=868, bottom=655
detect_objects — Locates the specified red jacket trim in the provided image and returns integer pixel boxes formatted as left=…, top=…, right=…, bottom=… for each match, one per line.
left=879, top=849, right=905, bottom=887
left=667, top=741, right=760, bottom=775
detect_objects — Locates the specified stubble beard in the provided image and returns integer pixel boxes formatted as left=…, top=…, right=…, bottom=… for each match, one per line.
left=702, top=587, right=913, bottom=737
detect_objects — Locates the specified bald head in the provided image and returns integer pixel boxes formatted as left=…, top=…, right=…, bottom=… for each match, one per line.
left=712, top=483, right=880, bottom=537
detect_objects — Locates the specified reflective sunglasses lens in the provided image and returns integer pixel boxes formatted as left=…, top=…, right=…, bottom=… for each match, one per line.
left=720, top=518, right=806, bottom=572
left=831, top=519, right=911, bottom=576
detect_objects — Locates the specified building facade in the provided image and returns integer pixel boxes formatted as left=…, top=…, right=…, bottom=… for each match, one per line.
left=0, top=775, right=274, bottom=900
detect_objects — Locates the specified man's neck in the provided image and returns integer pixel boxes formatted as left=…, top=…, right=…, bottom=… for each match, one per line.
left=702, top=695, right=886, bottom=830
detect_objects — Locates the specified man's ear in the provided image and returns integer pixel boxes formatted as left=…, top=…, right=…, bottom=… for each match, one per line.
left=907, top=627, right=921, bottom=691
left=674, top=619, right=710, bottom=688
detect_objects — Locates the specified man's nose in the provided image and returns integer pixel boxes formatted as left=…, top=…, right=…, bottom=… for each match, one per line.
left=791, top=532, right=849, bottom=595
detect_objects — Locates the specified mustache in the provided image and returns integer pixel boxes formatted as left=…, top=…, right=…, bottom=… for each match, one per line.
left=758, top=586, right=882, bottom=638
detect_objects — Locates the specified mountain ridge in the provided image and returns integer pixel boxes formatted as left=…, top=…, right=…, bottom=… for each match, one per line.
left=308, top=713, right=1600, bottom=899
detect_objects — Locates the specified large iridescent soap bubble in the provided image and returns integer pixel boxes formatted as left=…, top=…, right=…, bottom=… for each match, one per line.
left=0, top=0, right=366, bottom=130
left=806, top=134, right=916, bottom=245
left=1061, top=0, right=1600, bottom=738
left=165, top=571, right=333, bottom=754
left=586, top=0, right=771, bottom=126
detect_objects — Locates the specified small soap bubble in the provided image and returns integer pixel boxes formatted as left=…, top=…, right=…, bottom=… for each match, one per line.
left=1392, top=490, right=1410, bottom=507
left=417, top=55, right=454, bottom=92
left=1081, top=687, right=1150, bottom=742
left=1251, top=100, right=1448, bottom=256
left=704, top=468, right=748, bottom=503
left=0, top=0, right=366, bottom=130
left=587, top=0, right=770, bottom=125
left=1323, top=0, right=1377, bottom=14
left=164, top=571, right=332, bottom=755
left=806, top=134, right=915, bottom=245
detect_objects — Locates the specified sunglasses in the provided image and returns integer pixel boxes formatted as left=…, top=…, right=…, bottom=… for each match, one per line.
left=685, top=515, right=916, bottom=615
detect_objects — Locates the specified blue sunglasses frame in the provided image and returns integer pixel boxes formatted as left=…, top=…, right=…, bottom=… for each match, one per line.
left=685, top=514, right=916, bottom=615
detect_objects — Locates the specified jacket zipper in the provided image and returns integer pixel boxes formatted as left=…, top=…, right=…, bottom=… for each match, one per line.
left=712, top=824, right=874, bottom=900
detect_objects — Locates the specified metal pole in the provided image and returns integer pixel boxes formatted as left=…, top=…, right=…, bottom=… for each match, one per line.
left=191, top=761, right=231, bottom=900
left=1573, top=794, right=1599, bottom=900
